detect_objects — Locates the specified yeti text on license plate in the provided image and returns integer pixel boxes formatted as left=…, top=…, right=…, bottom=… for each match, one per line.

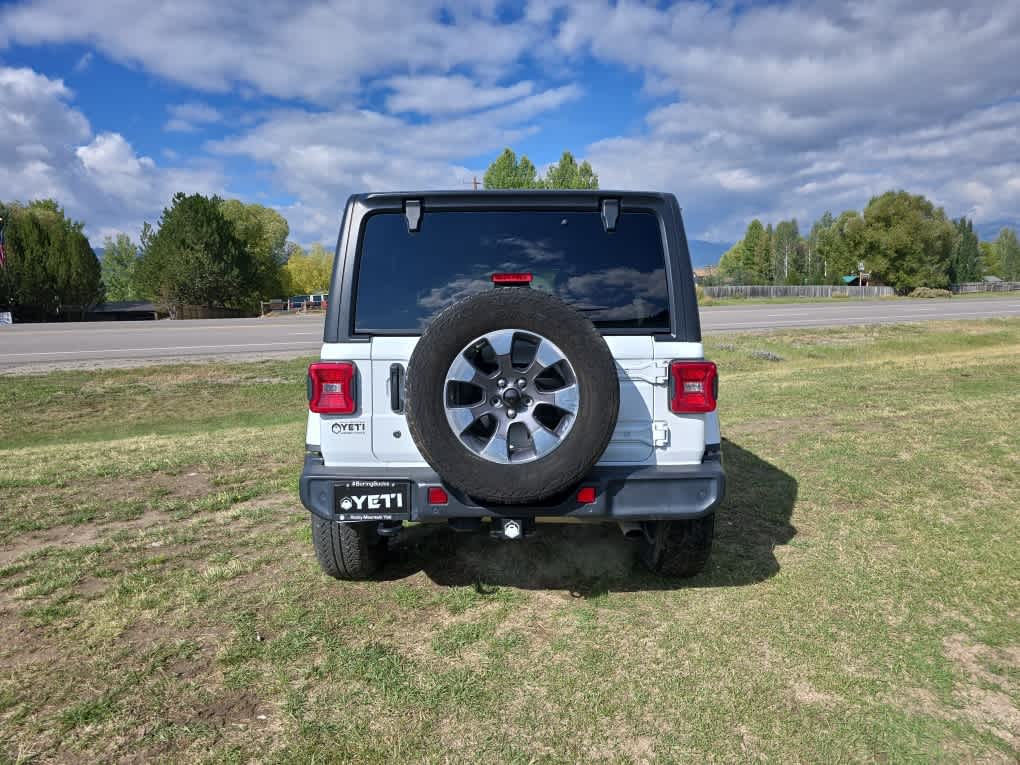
left=333, top=479, right=411, bottom=521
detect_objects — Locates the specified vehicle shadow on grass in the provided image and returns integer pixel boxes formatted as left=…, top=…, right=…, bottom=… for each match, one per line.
left=381, top=439, right=797, bottom=595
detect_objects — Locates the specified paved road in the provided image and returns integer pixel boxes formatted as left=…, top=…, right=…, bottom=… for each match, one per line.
left=2, top=297, right=1018, bottom=371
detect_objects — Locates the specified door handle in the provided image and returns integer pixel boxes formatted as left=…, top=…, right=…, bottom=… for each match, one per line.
left=389, top=364, right=405, bottom=413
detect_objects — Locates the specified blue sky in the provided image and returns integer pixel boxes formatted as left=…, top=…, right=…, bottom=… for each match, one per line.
left=1, top=0, right=1018, bottom=250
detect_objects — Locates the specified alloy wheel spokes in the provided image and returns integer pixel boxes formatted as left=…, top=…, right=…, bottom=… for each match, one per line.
left=443, top=329, right=580, bottom=464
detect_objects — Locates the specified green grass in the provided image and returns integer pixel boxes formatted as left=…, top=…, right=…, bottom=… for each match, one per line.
left=699, top=289, right=1020, bottom=306
left=1, top=320, right=1019, bottom=763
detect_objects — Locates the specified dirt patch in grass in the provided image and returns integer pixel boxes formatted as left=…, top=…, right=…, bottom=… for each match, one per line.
left=901, top=637, right=1020, bottom=749
left=944, top=634, right=1020, bottom=694
left=958, top=688, right=1020, bottom=747
left=190, top=689, right=265, bottom=727
left=790, top=680, right=841, bottom=708
left=0, top=508, right=168, bottom=567
left=103, top=470, right=213, bottom=503
left=943, top=634, right=1020, bottom=746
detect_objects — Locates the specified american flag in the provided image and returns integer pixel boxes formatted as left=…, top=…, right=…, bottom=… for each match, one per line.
left=0, top=217, right=6, bottom=268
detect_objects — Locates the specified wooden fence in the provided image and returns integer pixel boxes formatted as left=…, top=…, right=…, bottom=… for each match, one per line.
left=702, top=285, right=896, bottom=299
left=950, top=281, right=1020, bottom=293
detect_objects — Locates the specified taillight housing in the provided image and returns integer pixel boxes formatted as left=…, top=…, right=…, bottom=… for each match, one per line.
left=308, top=362, right=357, bottom=414
left=669, top=361, right=717, bottom=413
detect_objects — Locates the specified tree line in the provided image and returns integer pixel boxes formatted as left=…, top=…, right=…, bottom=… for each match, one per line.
left=1, top=193, right=335, bottom=319
left=483, top=149, right=599, bottom=189
left=713, top=191, right=1020, bottom=293
left=0, top=147, right=600, bottom=319
left=4, top=155, right=1018, bottom=318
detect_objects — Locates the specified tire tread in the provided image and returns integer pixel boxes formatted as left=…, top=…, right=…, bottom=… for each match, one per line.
left=640, top=515, right=714, bottom=578
left=311, top=517, right=384, bottom=580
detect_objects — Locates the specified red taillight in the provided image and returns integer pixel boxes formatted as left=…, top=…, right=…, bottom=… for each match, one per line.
left=669, top=361, right=717, bottom=413
left=308, top=362, right=357, bottom=414
left=427, top=487, right=449, bottom=505
left=576, top=486, right=597, bottom=504
left=491, top=272, right=533, bottom=285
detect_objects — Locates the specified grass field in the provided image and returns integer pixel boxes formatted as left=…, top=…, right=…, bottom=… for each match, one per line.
left=1, top=320, right=1019, bottom=763
left=699, top=290, right=1020, bottom=307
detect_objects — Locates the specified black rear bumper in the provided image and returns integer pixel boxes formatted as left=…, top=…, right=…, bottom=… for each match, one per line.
left=299, top=452, right=725, bottom=523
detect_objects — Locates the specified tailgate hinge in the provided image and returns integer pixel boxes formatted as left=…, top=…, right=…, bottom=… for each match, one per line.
left=619, top=360, right=670, bottom=385
left=653, top=421, right=670, bottom=447
left=656, top=359, right=673, bottom=383
left=653, top=360, right=670, bottom=385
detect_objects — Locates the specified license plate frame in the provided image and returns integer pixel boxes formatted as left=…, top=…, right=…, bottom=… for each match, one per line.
left=333, top=479, right=411, bottom=521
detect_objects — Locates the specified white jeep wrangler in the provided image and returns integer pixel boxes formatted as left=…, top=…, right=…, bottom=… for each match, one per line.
left=300, top=191, right=724, bottom=579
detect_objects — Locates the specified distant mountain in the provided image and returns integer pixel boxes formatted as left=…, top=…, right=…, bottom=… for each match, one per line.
left=687, top=239, right=730, bottom=268
left=975, top=221, right=1019, bottom=242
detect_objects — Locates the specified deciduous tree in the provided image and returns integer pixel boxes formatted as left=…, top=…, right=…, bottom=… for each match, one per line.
left=979, top=241, right=999, bottom=277
left=100, top=234, right=139, bottom=302
left=219, top=199, right=290, bottom=302
left=0, top=200, right=102, bottom=317
left=996, top=227, right=1020, bottom=281
left=484, top=148, right=599, bottom=189
left=483, top=148, right=542, bottom=189
left=544, top=151, right=599, bottom=189
left=860, top=191, right=955, bottom=293
left=283, top=242, right=333, bottom=294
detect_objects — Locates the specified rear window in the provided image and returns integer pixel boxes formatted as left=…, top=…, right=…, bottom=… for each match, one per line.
left=353, top=210, right=669, bottom=333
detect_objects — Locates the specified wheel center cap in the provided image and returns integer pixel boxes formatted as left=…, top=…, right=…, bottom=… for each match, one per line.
left=501, top=387, right=521, bottom=407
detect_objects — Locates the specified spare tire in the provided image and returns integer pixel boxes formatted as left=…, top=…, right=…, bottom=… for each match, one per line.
left=405, top=288, right=619, bottom=504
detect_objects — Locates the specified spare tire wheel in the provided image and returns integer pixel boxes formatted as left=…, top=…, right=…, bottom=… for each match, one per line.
left=405, top=288, right=619, bottom=504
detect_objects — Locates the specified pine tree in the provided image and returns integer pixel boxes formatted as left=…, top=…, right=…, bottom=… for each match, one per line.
left=739, top=220, right=768, bottom=284
left=948, top=218, right=980, bottom=284
left=135, top=192, right=253, bottom=310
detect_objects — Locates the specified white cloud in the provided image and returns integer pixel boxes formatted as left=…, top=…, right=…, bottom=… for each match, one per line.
left=164, top=102, right=223, bottom=132
left=0, top=0, right=544, bottom=104
left=211, top=84, right=582, bottom=241
left=384, top=75, right=535, bottom=115
left=565, top=0, right=1020, bottom=240
left=0, top=65, right=223, bottom=242
left=72, top=50, right=92, bottom=72
left=1, top=0, right=1018, bottom=246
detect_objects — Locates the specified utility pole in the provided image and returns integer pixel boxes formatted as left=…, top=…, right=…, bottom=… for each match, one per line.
left=472, top=176, right=480, bottom=191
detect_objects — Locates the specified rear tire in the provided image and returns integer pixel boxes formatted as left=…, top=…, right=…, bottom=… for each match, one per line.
left=311, top=518, right=386, bottom=580
left=639, top=515, right=714, bottom=578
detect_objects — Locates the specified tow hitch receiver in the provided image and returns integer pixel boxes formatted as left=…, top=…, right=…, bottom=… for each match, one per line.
left=491, top=518, right=533, bottom=540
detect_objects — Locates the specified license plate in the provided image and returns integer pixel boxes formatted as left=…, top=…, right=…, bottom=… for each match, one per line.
left=333, top=480, right=411, bottom=521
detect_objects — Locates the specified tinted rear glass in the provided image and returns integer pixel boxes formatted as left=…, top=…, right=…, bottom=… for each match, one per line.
left=354, top=210, right=669, bottom=332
